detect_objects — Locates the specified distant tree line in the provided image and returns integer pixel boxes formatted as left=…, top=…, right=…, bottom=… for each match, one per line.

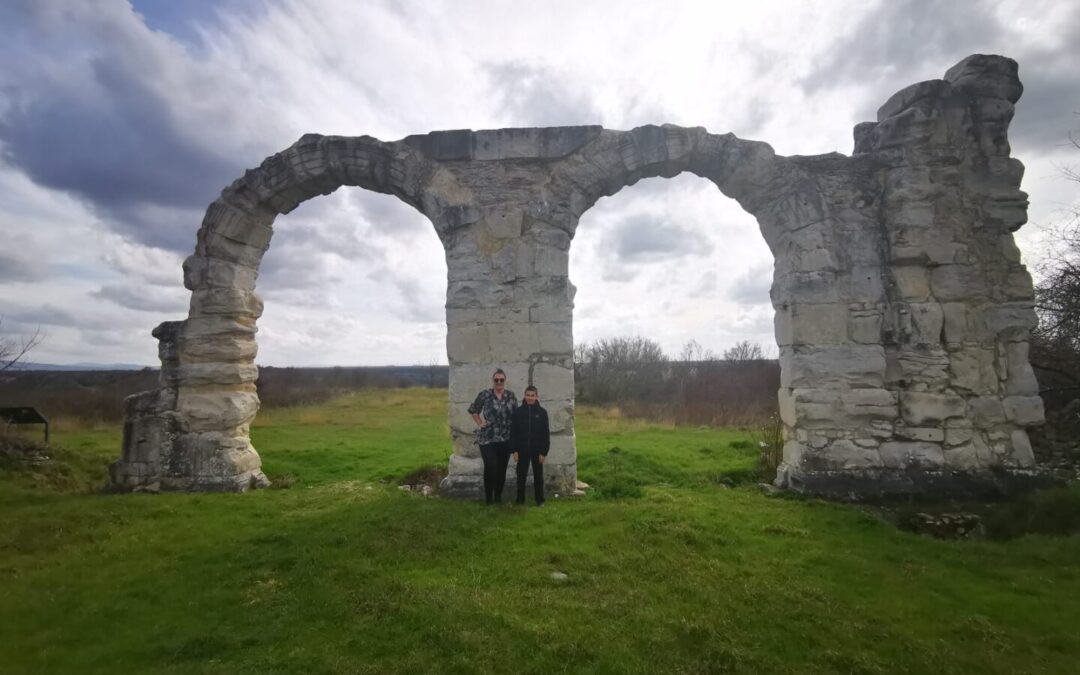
left=574, top=337, right=778, bottom=426
left=0, top=365, right=447, bottom=425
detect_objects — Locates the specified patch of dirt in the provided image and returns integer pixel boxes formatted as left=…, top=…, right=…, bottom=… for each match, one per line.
left=400, top=465, right=447, bottom=490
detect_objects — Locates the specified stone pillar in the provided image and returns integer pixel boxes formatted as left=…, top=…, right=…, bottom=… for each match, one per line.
left=110, top=193, right=273, bottom=492
left=439, top=206, right=577, bottom=498
left=774, top=54, right=1047, bottom=497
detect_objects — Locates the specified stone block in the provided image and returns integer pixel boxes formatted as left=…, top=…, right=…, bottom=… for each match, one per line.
left=1010, top=429, right=1035, bottom=467
left=451, top=432, right=481, bottom=459
left=846, top=267, right=886, bottom=302
left=200, top=231, right=269, bottom=268
left=948, top=346, right=998, bottom=395
left=906, top=302, right=944, bottom=344
left=967, top=396, right=1006, bottom=428
left=780, top=344, right=886, bottom=388
left=545, top=434, right=577, bottom=464
left=774, top=303, right=848, bottom=346
left=537, top=322, right=573, bottom=354
left=942, top=443, right=982, bottom=470
left=784, top=388, right=840, bottom=423
left=170, top=362, right=258, bottom=387
left=793, top=247, right=838, bottom=273
left=984, top=302, right=1037, bottom=341
left=1003, top=341, right=1039, bottom=395
left=900, top=391, right=966, bottom=425
left=486, top=324, right=540, bottom=362
left=944, top=426, right=974, bottom=447
left=930, top=264, right=987, bottom=302
left=877, top=79, right=952, bottom=121
left=179, top=334, right=258, bottom=363
left=180, top=315, right=257, bottom=339
left=824, top=439, right=882, bottom=469
left=841, top=388, right=898, bottom=419
left=176, top=389, right=259, bottom=433
left=1002, top=396, right=1045, bottom=426
left=943, top=54, right=1022, bottom=103
left=446, top=279, right=513, bottom=309
left=542, top=398, right=574, bottom=434
left=532, top=363, right=574, bottom=401
left=189, top=288, right=264, bottom=318
left=941, top=303, right=969, bottom=343
left=448, top=454, right=483, bottom=476
left=464, top=126, right=601, bottom=160
left=535, top=246, right=569, bottom=277
left=886, top=346, right=950, bottom=388
left=879, top=441, right=945, bottom=469
left=202, top=200, right=274, bottom=248
left=529, top=304, right=571, bottom=323
left=484, top=211, right=524, bottom=239
left=771, top=271, right=840, bottom=305
left=848, top=306, right=883, bottom=344
left=1004, top=267, right=1034, bottom=300
left=891, top=266, right=930, bottom=301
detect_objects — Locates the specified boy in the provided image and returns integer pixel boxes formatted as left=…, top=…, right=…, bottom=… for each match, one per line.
left=510, top=385, right=550, bottom=506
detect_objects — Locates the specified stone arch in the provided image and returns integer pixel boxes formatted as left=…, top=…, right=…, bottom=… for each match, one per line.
left=111, top=54, right=1047, bottom=498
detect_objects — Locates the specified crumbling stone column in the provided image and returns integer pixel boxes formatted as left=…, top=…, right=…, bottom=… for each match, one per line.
left=773, top=54, right=1046, bottom=496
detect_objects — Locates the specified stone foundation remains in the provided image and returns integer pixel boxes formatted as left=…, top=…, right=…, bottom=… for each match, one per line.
left=110, top=54, right=1045, bottom=499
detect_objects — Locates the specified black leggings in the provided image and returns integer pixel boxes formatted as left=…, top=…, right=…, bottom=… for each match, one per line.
left=479, top=441, right=511, bottom=504
left=515, top=452, right=545, bottom=505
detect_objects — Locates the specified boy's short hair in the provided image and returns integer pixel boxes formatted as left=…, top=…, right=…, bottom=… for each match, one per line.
left=524, top=385, right=538, bottom=394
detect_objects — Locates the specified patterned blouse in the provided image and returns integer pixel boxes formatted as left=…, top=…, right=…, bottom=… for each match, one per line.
left=468, top=388, right=518, bottom=445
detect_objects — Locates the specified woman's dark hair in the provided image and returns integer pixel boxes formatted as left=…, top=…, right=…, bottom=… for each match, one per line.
left=493, top=368, right=506, bottom=378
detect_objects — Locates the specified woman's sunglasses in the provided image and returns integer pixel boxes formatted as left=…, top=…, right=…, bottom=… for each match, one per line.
left=493, top=377, right=505, bottom=383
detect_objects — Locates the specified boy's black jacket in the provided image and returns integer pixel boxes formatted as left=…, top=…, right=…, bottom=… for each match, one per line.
left=510, top=403, right=550, bottom=456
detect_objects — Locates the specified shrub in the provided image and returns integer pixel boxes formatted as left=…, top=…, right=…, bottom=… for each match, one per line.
left=748, top=413, right=784, bottom=484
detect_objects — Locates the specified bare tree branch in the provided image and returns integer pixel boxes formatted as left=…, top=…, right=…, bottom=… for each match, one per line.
left=0, top=318, right=45, bottom=372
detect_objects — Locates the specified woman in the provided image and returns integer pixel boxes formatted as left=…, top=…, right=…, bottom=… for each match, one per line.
left=468, top=368, right=518, bottom=504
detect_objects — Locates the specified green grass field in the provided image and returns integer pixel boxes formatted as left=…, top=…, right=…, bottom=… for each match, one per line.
left=2, top=388, right=1079, bottom=674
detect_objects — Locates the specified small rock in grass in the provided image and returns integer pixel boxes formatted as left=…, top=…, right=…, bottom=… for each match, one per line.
left=550, top=571, right=569, bottom=582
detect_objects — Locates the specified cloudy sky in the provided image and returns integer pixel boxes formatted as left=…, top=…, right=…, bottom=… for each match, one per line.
left=0, top=0, right=1076, bottom=367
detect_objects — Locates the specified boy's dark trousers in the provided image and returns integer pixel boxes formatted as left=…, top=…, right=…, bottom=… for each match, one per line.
left=480, top=442, right=511, bottom=504
left=515, top=452, right=545, bottom=505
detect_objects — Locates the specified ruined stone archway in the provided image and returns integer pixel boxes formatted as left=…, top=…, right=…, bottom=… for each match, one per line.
left=110, top=54, right=1045, bottom=498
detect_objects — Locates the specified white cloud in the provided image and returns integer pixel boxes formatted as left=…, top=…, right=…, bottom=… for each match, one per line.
left=0, top=0, right=1073, bottom=366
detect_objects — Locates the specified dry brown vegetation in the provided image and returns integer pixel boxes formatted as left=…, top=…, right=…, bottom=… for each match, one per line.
left=575, top=337, right=780, bottom=426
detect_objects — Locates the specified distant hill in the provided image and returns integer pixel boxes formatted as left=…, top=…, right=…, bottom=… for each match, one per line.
left=16, top=362, right=151, bottom=372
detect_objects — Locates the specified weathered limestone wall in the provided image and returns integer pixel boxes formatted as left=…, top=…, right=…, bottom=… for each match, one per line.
left=773, top=54, right=1045, bottom=496
left=110, top=53, right=1046, bottom=499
